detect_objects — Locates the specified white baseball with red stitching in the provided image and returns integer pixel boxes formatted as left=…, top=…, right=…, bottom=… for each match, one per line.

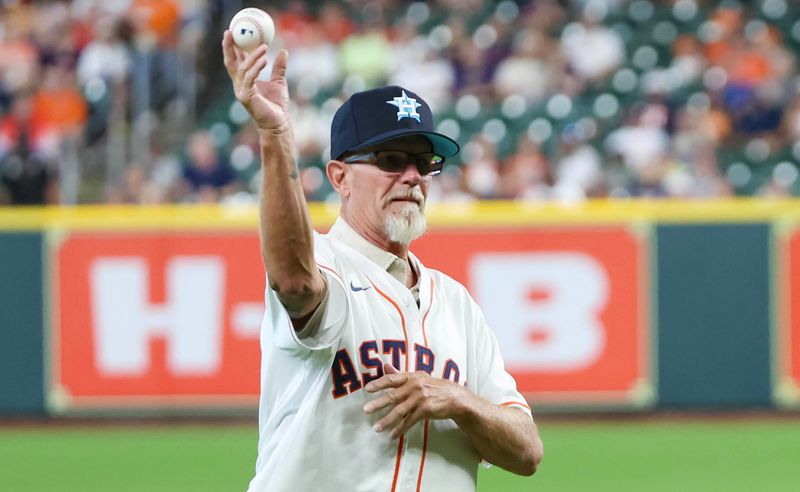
left=229, top=7, right=275, bottom=51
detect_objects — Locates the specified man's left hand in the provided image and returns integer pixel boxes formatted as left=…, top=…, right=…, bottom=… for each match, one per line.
left=363, top=363, right=466, bottom=439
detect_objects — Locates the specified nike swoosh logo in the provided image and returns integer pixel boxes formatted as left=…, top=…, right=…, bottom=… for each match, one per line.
left=350, top=282, right=372, bottom=292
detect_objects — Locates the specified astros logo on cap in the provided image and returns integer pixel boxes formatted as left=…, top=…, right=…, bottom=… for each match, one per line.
left=329, top=85, right=460, bottom=160
left=386, top=90, right=422, bottom=122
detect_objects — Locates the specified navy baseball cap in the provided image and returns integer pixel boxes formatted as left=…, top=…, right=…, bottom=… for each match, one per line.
left=330, top=86, right=460, bottom=161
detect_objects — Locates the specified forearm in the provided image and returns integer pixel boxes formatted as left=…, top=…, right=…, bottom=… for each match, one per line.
left=363, top=366, right=543, bottom=474
left=258, top=125, right=325, bottom=317
left=452, top=393, right=543, bottom=476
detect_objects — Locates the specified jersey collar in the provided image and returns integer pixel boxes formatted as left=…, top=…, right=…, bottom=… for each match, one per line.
left=328, top=217, right=419, bottom=292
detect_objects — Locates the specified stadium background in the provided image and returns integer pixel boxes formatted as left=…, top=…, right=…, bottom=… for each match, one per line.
left=2, top=0, right=800, bottom=490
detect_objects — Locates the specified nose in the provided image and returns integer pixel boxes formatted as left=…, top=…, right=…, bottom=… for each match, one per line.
left=398, top=162, right=423, bottom=186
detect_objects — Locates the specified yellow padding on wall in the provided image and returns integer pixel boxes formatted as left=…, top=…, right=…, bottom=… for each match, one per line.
left=2, top=199, right=800, bottom=231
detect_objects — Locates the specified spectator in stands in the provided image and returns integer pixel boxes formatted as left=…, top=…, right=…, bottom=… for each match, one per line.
left=34, top=1, right=80, bottom=70
left=128, top=0, right=180, bottom=48
left=318, top=1, right=356, bottom=43
left=0, top=7, right=39, bottom=111
left=76, top=15, right=132, bottom=142
left=390, top=24, right=454, bottom=112
left=0, top=93, right=58, bottom=204
left=180, top=130, right=238, bottom=203
left=290, top=91, right=329, bottom=172
left=519, top=0, right=566, bottom=33
left=560, top=4, right=624, bottom=84
left=0, top=91, right=57, bottom=158
left=499, top=134, right=553, bottom=200
left=461, top=136, right=502, bottom=199
left=127, top=0, right=181, bottom=113
left=106, top=162, right=146, bottom=204
left=449, top=36, right=492, bottom=96
left=448, top=15, right=511, bottom=98
left=495, top=28, right=562, bottom=104
left=286, top=25, right=341, bottom=100
left=3, top=0, right=800, bottom=205
left=684, top=144, right=733, bottom=198
left=672, top=102, right=732, bottom=162
left=781, top=90, right=800, bottom=145
left=758, top=177, right=793, bottom=198
left=704, top=1, right=744, bottom=68
left=666, top=35, right=706, bottom=90
left=32, top=64, right=88, bottom=140
left=427, top=166, right=475, bottom=204
left=274, top=1, right=317, bottom=49
left=553, top=124, right=604, bottom=201
left=106, top=154, right=177, bottom=205
left=719, top=33, right=782, bottom=135
left=338, top=14, right=392, bottom=87
left=605, top=103, right=671, bottom=188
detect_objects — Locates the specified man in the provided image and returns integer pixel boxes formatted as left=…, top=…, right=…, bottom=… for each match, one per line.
left=222, top=32, right=543, bottom=492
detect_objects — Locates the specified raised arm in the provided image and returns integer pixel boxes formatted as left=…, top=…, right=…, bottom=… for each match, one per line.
left=222, top=32, right=325, bottom=322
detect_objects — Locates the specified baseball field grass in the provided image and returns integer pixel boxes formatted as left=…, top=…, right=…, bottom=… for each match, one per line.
left=0, top=417, right=798, bottom=491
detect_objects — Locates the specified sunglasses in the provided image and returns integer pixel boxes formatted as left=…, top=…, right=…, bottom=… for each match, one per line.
left=342, top=150, right=445, bottom=176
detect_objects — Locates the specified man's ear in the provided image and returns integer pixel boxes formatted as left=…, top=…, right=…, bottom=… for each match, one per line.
left=326, top=160, right=349, bottom=198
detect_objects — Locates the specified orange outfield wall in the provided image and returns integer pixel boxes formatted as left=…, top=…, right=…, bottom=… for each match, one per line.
left=53, top=225, right=651, bottom=410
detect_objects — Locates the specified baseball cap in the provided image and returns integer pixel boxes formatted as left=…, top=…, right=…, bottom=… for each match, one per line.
left=329, top=86, right=460, bottom=161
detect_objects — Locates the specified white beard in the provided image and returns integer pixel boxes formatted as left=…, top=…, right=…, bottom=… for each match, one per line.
left=384, top=202, right=426, bottom=245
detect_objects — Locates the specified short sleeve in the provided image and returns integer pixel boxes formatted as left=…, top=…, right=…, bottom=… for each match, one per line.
left=262, top=233, right=349, bottom=352
left=288, top=265, right=348, bottom=350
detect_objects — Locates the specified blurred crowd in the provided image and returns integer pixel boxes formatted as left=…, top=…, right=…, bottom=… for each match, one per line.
left=3, top=0, right=800, bottom=206
left=0, top=0, right=206, bottom=204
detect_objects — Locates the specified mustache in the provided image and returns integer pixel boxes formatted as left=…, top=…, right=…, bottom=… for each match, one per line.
left=384, top=188, right=425, bottom=208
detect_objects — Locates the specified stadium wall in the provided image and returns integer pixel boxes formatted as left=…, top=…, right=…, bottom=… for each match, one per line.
left=0, top=200, right=798, bottom=416
left=0, top=232, right=45, bottom=415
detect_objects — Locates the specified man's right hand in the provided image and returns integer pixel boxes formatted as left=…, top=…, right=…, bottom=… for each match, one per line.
left=221, top=30, right=290, bottom=133
left=222, top=30, right=323, bottom=324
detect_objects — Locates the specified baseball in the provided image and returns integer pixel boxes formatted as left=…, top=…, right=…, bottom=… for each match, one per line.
left=229, top=7, right=275, bottom=52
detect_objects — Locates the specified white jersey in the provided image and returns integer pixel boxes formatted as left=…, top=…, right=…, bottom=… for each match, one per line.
left=248, top=222, right=531, bottom=492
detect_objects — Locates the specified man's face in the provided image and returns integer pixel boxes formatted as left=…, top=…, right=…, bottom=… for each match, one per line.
left=341, top=135, right=434, bottom=245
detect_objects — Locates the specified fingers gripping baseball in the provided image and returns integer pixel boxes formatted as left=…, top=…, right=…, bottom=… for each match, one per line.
left=221, top=30, right=290, bottom=131
left=364, top=363, right=461, bottom=439
left=240, top=48, right=268, bottom=94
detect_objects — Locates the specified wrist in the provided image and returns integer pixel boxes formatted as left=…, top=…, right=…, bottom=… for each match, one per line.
left=258, top=122, right=299, bottom=165
left=449, top=384, right=478, bottom=423
left=257, top=120, right=293, bottom=141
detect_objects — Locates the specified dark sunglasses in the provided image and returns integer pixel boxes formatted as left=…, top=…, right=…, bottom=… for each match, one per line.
left=342, top=150, right=445, bottom=176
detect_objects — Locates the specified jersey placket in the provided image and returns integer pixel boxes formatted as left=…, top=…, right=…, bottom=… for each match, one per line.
left=397, top=269, right=435, bottom=492
left=368, top=262, right=434, bottom=492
